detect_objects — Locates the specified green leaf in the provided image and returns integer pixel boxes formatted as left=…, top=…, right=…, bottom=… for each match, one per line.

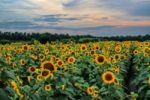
left=0, top=89, right=9, bottom=100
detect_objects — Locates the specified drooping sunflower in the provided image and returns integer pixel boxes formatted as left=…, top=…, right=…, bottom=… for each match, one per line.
left=114, top=79, right=120, bottom=85
left=41, top=69, right=50, bottom=79
left=61, top=85, right=65, bottom=91
left=148, top=78, right=150, bottom=85
left=102, top=71, right=115, bottom=84
left=44, top=84, right=51, bottom=91
left=20, top=59, right=26, bottom=65
left=87, top=87, right=94, bottom=95
left=28, top=66, right=36, bottom=74
left=68, top=57, right=75, bottom=64
left=49, top=73, right=54, bottom=79
left=41, top=61, right=57, bottom=72
left=95, top=55, right=105, bottom=65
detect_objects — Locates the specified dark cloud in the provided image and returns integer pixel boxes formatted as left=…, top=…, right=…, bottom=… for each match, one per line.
left=0, top=21, right=34, bottom=29
left=34, top=14, right=81, bottom=23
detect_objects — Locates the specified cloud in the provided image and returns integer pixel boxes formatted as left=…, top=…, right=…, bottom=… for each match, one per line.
left=34, top=14, right=81, bottom=23
left=129, top=2, right=150, bottom=16
left=0, top=21, right=34, bottom=29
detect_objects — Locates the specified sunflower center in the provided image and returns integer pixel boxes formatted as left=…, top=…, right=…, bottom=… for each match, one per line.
left=30, top=67, right=36, bottom=72
left=105, top=74, right=113, bottom=81
left=58, top=61, right=62, bottom=65
left=42, top=70, right=49, bottom=76
left=44, top=63, right=54, bottom=71
left=69, top=58, right=74, bottom=62
left=98, top=56, right=104, bottom=63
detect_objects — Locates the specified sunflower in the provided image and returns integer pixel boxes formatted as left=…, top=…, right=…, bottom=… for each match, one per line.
left=68, top=57, right=75, bottom=64
left=115, top=45, right=122, bottom=53
left=49, top=73, right=54, bottom=79
left=36, top=75, right=42, bottom=81
left=61, top=85, right=65, bottom=91
left=38, top=54, right=45, bottom=61
left=133, top=50, right=138, bottom=55
left=148, top=78, right=150, bottom=85
left=22, top=45, right=29, bottom=51
left=114, top=54, right=120, bottom=60
left=41, top=61, right=57, bottom=72
left=44, top=84, right=51, bottom=91
left=87, top=87, right=94, bottom=95
left=41, top=69, right=50, bottom=79
left=143, top=47, right=149, bottom=54
left=114, top=67, right=120, bottom=74
left=80, top=44, right=87, bottom=51
left=28, top=66, right=36, bottom=73
left=57, top=60, right=64, bottom=67
left=95, top=55, right=105, bottom=65
left=27, top=76, right=31, bottom=83
left=112, top=58, right=116, bottom=63
left=20, top=59, right=26, bottom=65
left=90, top=50, right=95, bottom=55
left=114, top=79, right=120, bottom=85
left=102, top=71, right=115, bottom=84
left=144, top=42, right=149, bottom=46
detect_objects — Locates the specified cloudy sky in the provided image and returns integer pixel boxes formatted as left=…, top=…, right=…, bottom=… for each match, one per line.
left=0, top=0, right=150, bottom=36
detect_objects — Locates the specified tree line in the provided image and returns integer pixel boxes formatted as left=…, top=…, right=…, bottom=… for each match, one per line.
left=0, top=31, right=149, bottom=44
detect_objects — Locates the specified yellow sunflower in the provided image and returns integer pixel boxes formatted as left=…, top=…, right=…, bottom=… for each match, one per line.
left=80, top=44, right=87, bottom=51
left=68, top=57, right=75, bottom=64
left=20, top=59, right=26, bottom=65
left=44, top=84, right=51, bottom=91
left=36, top=75, right=42, bottom=81
left=41, top=69, right=50, bottom=79
left=28, top=66, right=36, bottom=73
left=115, top=45, right=122, bottom=53
left=41, top=61, right=57, bottom=72
left=95, top=55, right=105, bottom=65
left=102, top=71, right=115, bottom=84
left=57, top=60, right=64, bottom=67
left=133, top=50, right=139, bottom=55
left=87, top=87, right=94, bottom=95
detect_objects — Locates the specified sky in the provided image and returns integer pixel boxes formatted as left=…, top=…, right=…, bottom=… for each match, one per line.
left=0, top=0, right=150, bottom=36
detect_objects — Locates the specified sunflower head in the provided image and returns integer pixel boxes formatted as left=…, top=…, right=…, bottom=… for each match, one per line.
left=115, top=45, right=122, bottom=53
left=87, top=87, right=94, bottom=95
left=41, top=69, right=50, bottom=79
left=114, top=54, right=120, bottom=60
left=20, top=59, right=26, bottom=65
left=22, top=45, right=29, bottom=51
left=37, top=75, right=42, bottom=81
left=41, top=61, right=57, bottom=72
left=44, top=84, right=51, bottom=91
left=57, top=60, right=64, bottom=67
left=68, top=57, right=75, bottom=64
left=38, top=54, right=45, bottom=61
left=28, top=66, right=36, bottom=73
left=102, top=71, right=115, bottom=84
left=96, top=55, right=105, bottom=65
left=133, top=50, right=139, bottom=55
left=148, top=78, right=150, bottom=85
left=80, top=45, right=87, bottom=51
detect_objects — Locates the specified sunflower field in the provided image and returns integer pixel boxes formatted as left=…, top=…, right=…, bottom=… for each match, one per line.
left=0, top=41, right=150, bottom=100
